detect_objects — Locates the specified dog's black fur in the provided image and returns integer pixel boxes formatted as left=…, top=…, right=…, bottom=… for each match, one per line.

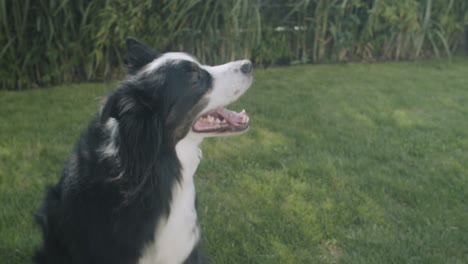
left=34, top=38, right=213, bottom=264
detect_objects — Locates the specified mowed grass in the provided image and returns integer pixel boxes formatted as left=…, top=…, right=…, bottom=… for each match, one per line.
left=1, top=59, right=468, bottom=263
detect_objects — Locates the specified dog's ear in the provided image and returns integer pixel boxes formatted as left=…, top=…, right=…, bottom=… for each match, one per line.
left=125, top=37, right=159, bottom=75
left=100, top=86, right=156, bottom=124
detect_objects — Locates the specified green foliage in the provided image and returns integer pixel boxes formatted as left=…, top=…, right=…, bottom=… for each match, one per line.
left=159, top=0, right=262, bottom=63
left=252, top=30, right=293, bottom=65
left=1, top=59, right=468, bottom=263
left=0, top=0, right=467, bottom=89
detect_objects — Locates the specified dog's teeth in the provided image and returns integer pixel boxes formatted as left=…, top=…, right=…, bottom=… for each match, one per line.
left=241, top=115, right=248, bottom=123
left=215, top=118, right=221, bottom=124
left=221, top=119, right=227, bottom=124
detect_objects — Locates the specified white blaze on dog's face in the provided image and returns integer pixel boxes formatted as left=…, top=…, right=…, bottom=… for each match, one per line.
left=201, top=60, right=253, bottom=113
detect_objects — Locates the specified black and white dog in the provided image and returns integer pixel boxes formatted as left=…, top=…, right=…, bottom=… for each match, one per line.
left=34, top=37, right=253, bottom=264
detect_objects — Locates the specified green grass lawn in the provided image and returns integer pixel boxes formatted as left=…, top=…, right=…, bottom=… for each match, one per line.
left=1, top=59, right=468, bottom=263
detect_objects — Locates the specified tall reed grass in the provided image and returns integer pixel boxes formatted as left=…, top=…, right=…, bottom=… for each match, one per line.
left=1, top=0, right=467, bottom=89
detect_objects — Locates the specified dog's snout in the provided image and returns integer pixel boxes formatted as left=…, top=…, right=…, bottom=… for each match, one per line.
left=240, top=60, right=253, bottom=74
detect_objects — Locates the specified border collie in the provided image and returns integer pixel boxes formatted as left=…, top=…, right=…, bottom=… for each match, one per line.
left=34, top=37, right=253, bottom=264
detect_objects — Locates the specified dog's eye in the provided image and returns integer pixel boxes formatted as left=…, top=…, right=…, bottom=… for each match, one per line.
left=193, top=70, right=203, bottom=83
left=190, top=71, right=202, bottom=87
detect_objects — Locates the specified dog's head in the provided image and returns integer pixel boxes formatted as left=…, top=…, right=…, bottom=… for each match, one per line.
left=100, top=37, right=252, bottom=148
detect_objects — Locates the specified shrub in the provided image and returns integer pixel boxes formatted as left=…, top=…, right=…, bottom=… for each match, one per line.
left=0, top=0, right=466, bottom=89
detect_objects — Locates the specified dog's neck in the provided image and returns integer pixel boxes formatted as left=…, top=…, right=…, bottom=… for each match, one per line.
left=141, top=133, right=202, bottom=264
left=175, top=132, right=203, bottom=181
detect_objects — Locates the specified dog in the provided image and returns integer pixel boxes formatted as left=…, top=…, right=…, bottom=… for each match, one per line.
left=34, top=37, right=253, bottom=264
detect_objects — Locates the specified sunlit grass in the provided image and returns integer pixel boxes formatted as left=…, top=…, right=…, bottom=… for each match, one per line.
left=1, top=59, right=468, bottom=263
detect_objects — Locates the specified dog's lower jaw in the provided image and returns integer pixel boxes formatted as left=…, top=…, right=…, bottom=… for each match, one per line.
left=139, top=133, right=203, bottom=264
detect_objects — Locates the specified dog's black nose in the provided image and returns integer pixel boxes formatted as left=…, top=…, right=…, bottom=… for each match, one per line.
left=240, top=60, right=253, bottom=74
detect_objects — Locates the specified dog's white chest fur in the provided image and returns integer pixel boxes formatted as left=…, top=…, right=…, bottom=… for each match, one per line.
left=139, top=136, right=202, bottom=264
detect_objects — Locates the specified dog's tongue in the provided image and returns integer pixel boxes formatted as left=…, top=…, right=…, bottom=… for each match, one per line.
left=217, top=108, right=249, bottom=126
left=192, top=107, right=249, bottom=132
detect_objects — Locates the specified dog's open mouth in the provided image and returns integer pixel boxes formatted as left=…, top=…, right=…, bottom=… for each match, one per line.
left=193, top=107, right=249, bottom=133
